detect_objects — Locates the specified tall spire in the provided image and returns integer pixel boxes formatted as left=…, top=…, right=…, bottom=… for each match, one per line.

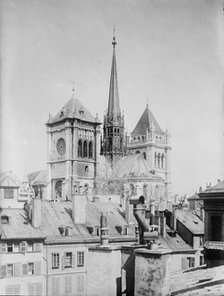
left=107, top=29, right=121, bottom=121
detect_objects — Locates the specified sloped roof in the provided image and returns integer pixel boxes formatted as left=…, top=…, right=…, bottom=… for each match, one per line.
left=170, top=265, right=224, bottom=296
left=27, top=170, right=48, bottom=186
left=0, top=201, right=135, bottom=240
left=112, top=153, right=163, bottom=180
left=158, top=230, right=193, bottom=252
left=131, top=105, right=164, bottom=135
left=176, top=210, right=204, bottom=235
left=47, top=97, right=100, bottom=125
left=204, top=180, right=224, bottom=193
left=0, top=171, right=21, bottom=188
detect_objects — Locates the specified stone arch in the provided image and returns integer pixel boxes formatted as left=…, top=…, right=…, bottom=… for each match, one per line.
left=78, top=139, right=82, bottom=157
left=89, top=141, right=93, bottom=158
left=55, top=179, right=63, bottom=199
left=83, top=140, right=88, bottom=158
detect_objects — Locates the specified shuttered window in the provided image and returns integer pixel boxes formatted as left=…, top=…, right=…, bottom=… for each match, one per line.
left=77, top=251, right=84, bottom=267
left=20, top=241, right=27, bottom=253
left=7, top=264, right=13, bottom=277
left=23, top=263, right=28, bottom=275
left=34, top=243, right=41, bottom=252
left=1, top=265, right=7, bottom=277
left=14, top=263, right=21, bottom=277
left=52, top=253, right=60, bottom=269
left=0, top=243, right=7, bottom=253
left=34, top=261, right=41, bottom=275
left=4, top=188, right=14, bottom=199
left=65, top=252, right=72, bottom=268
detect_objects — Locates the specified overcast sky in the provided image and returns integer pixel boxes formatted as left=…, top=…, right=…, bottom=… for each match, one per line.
left=0, top=0, right=223, bottom=196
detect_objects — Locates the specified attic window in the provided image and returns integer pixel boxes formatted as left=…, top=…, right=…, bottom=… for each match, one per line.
left=60, top=110, right=64, bottom=117
left=1, top=215, right=9, bottom=224
left=79, top=109, right=84, bottom=115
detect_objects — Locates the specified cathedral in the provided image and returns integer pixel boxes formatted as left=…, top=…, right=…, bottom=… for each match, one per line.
left=45, top=33, right=172, bottom=210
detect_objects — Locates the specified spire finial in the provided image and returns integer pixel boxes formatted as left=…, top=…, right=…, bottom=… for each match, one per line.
left=146, top=98, right=149, bottom=108
left=72, top=81, right=75, bottom=97
left=112, top=26, right=117, bottom=48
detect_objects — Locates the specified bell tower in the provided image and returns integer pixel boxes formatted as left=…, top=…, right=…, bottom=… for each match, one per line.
left=102, top=31, right=125, bottom=162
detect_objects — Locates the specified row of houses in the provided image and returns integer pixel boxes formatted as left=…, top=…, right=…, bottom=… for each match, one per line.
left=0, top=170, right=208, bottom=296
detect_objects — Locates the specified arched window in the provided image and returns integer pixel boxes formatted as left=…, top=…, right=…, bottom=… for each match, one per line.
left=143, top=151, right=147, bottom=160
left=78, top=140, right=82, bottom=158
left=85, top=166, right=89, bottom=173
left=89, top=141, right=93, bottom=158
left=158, top=153, right=161, bottom=168
left=83, top=141, right=88, bottom=158
left=55, top=179, right=63, bottom=200
left=138, top=136, right=141, bottom=141
left=154, top=152, right=157, bottom=168
left=161, top=154, right=164, bottom=168
left=130, top=183, right=135, bottom=196
left=136, top=150, right=141, bottom=154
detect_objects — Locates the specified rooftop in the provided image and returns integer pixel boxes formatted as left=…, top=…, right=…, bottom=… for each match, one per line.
left=170, top=265, right=224, bottom=295
left=131, top=104, right=164, bottom=136
left=176, top=210, right=204, bottom=235
left=47, top=97, right=101, bottom=125
left=0, top=200, right=135, bottom=241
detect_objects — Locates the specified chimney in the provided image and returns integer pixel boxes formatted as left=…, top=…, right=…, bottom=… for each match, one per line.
left=159, top=211, right=166, bottom=237
left=199, top=203, right=204, bottom=222
left=72, top=194, right=87, bottom=224
left=100, top=212, right=109, bottom=245
left=125, top=193, right=130, bottom=224
left=31, top=198, right=41, bottom=228
left=150, top=199, right=155, bottom=225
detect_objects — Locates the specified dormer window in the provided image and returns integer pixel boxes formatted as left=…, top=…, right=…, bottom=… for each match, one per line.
left=1, top=215, right=9, bottom=224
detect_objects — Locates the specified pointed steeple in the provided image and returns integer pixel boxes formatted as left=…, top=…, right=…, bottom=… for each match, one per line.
left=107, top=30, right=121, bottom=121
left=102, top=30, right=125, bottom=160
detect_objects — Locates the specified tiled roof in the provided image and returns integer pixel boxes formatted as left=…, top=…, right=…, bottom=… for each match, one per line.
left=131, top=105, right=164, bottom=135
left=47, top=97, right=100, bottom=125
left=187, top=193, right=199, bottom=200
left=27, top=170, right=48, bottom=186
left=112, top=154, right=163, bottom=180
left=0, top=201, right=135, bottom=240
left=176, top=210, right=204, bottom=234
left=170, top=265, right=224, bottom=296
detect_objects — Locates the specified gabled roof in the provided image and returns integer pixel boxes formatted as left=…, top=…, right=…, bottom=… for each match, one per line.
left=176, top=210, right=204, bottom=235
left=0, top=171, right=21, bottom=188
left=131, top=105, right=164, bottom=135
left=47, top=97, right=100, bottom=125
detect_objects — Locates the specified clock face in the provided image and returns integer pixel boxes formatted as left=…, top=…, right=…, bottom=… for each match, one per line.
left=56, top=138, right=66, bottom=156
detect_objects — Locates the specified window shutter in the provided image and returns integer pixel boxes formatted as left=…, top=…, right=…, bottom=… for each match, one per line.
left=121, top=269, right=126, bottom=293
left=72, top=253, right=75, bottom=268
left=34, top=243, right=41, bottom=252
left=1, top=243, right=7, bottom=253
left=14, top=286, right=20, bottom=295
left=61, top=255, right=65, bottom=270
left=1, top=265, right=6, bottom=277
left=181, top=257, right=187, bottom=270
left=14, top=263, right=21, bottom=277
left=34, top=261, right=41, bottom=275
left=28, top=284, right=34, bottom=296
left=36, top=283, right=42, bottom=295
left=23, top=263, right=28, bottom=275
left=20, top=241, right=27, bottom=253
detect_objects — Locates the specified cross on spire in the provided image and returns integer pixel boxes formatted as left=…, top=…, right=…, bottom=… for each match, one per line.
left=112, top=26, right=117, bottom=48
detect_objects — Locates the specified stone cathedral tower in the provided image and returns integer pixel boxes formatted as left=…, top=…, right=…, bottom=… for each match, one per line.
left=46, top=92, right=101, bottom=200
left=102, top=33, right=125, bottom=162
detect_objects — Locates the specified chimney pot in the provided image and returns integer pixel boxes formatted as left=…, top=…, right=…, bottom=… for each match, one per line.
left=31, top=198, right=41, bottom=228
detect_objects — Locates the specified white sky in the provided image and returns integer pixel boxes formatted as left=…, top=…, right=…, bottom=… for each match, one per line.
left=0, top=0, right=223, bottom=197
